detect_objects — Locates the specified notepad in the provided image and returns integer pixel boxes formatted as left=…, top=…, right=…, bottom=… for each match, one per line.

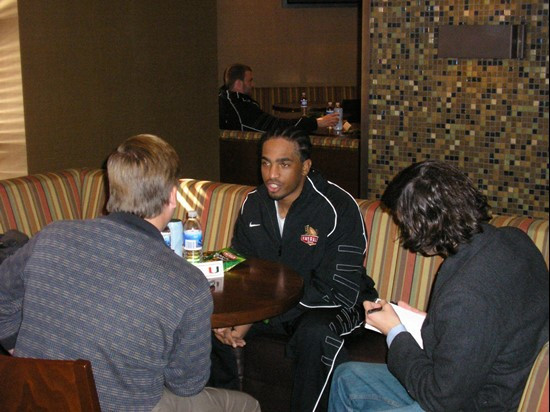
left=364, top=302, right=426, bottom=349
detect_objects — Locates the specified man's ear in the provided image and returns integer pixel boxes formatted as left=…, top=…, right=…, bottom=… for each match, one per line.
left=232, top=79, right=243, bottom=93
left=168, top=186, right=178, bottom=208
left=302, top=159, right=312, bottom=176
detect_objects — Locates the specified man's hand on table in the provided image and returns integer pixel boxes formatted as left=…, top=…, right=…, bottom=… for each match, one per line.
left=213, top=324, right=252, bottom=348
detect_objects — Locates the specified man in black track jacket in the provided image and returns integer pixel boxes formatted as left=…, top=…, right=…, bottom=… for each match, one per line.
left=211, top=128, right=378, bottom=412
left=219, top=63, right=339, bottom=133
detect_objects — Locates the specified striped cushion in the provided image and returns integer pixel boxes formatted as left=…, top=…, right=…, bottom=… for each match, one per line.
left=518, top=342, right=549, bottom=412
left=490, top=215, right=549, bottom=269
left=175, top=179, right=254, bottom=252
left=358, top=200, right=549, bottom=311
left=0, top=170, right=83, bottom=237
left=311, top=136, right=359, bottom=149
left=80, top=168, right=108, bottom=220
left=359, top=200, right=443, bottom=311
left=220, top=130, right=262, bottom=141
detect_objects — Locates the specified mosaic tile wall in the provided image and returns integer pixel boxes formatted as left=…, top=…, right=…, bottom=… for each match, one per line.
left=366, top=0, right=549, bottom=218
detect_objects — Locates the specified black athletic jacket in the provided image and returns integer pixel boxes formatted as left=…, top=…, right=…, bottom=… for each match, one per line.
left=219, top=86, right=318, bottom=132
left=231, top=170, right=378, bottom=309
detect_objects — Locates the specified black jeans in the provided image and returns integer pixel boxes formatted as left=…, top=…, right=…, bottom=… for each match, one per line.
left=209, top=305, right=364, bottom=412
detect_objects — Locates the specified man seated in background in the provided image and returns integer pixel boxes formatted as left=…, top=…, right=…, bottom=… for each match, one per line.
left=0, top=134, right=260, bottom=412
left=219, top=63, right=339, bottom=133
left=329, top=160, right=549, bottom=411
left=210, top=128, right=378, bottom=412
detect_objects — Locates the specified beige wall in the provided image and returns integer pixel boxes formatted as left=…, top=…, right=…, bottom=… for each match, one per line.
left=217, top=0, right=360, bottom=87
left=0, top=0, right=27, bottom=179
left=18, top=1, right=219, bottom=181
left=13, top=1, right=358, bottom=181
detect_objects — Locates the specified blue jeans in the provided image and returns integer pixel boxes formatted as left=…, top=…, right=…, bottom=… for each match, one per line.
left=328, top=362, right=425, bottom=412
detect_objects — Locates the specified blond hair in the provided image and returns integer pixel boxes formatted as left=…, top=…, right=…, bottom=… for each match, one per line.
left=106, top=134, right=180, bottom=218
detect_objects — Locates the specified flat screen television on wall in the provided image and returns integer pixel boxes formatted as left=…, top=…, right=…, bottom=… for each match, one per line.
left=283, top=0, right=359, bottom=7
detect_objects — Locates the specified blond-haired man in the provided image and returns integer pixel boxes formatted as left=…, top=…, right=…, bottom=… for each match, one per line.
left=0, top=134, right=260, bottom=412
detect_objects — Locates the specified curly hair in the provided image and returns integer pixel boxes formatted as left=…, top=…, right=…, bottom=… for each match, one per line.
left=381, top=160, right=491, bottom=257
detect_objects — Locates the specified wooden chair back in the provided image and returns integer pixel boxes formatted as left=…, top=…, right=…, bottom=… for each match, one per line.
left=0, top=355, right=101, bottom=412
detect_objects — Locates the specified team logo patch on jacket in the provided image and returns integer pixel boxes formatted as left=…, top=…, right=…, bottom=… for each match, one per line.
left=300, top=225, right=319, bottom=246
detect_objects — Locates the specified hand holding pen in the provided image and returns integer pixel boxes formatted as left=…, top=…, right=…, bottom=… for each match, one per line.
left=364, top=299, right=401, bottom=335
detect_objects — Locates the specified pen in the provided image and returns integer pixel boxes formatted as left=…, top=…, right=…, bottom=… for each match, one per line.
left=367, top=300, right=399, bottom=314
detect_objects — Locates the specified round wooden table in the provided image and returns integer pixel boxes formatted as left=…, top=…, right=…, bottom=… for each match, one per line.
left=211, top=257, right=304, bottom=328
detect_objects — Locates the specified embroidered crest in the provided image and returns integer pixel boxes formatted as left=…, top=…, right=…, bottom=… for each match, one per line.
left=300, top=225, right=319, bottom=246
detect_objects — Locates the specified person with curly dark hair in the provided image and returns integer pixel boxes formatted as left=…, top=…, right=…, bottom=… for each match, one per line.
left=381, top=159, right=491, bottom=257
left=329, top=159, right=548, bottom=411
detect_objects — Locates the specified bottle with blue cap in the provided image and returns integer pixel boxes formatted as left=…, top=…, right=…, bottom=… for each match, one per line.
left=183, top=210, right=203, bottom=263
left=300, top=92, right=308, bottom=116
left=334, top=102, right=343, bottom=133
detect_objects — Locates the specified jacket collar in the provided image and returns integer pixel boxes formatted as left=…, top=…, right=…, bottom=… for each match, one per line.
left=103, top=212, right=164, bottom=243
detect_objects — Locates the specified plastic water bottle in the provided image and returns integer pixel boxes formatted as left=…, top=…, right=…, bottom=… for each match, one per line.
left=183, top=210, right=203, bottom=263
left=300, top=92, right=308, bottom=116
left=326, top=101, right=334, bottom=115
left=334, top=102, right=343, bottom=132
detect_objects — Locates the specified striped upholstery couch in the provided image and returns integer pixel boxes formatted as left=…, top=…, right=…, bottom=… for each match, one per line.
left=1, top=169, right=548, bottom=412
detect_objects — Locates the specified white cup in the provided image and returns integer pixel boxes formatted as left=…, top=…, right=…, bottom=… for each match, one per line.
left=167, top=219, right=183, bottom=257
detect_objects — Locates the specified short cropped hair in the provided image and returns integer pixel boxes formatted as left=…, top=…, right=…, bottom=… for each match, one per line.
left=381, top=160, right=491, bottom=257
left=106, top=134, right=180, bottom=219
left=224, top=63, right=252, bottom=90
left=259, top=127, right=312, bottom=162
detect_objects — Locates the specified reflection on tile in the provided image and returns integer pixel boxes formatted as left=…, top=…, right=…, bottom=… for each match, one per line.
left=367, top=0, right=548, bottom=218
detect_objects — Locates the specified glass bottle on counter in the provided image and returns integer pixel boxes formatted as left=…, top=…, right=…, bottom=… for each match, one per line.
left=326, top=101, right=334, bottom=115
left=183, top=210, right=203, bottom=263
left=300, top=92, right=308, bottom=116
left=334, top=102, right=343, bottom=133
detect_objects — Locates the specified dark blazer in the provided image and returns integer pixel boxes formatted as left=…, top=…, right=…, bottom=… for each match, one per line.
left=388, top=224, right=549, bottom=411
